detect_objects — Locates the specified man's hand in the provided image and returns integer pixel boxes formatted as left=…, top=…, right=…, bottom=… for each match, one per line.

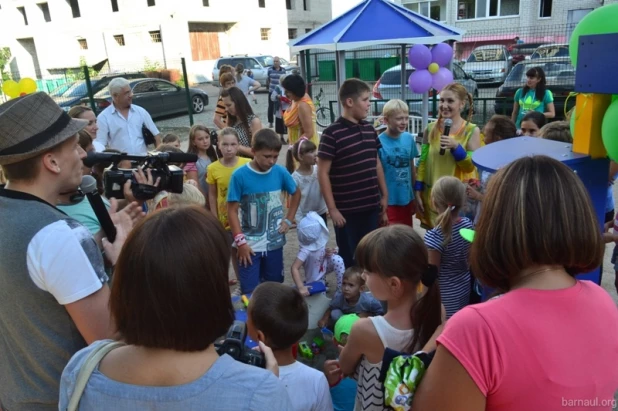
left=329, top=208, right=346, bottom=228
left=123, top=168, right=161, bottom=204
left=101, top=198, right=145, bottom=265
left=237, top=244, right=255, bottom=267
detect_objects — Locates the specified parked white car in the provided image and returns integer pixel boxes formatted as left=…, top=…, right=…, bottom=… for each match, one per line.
left=463, top=45, right=513, bottom=85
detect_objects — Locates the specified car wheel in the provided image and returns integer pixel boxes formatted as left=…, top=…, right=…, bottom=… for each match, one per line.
left=192, top=95, right=205, bottom=114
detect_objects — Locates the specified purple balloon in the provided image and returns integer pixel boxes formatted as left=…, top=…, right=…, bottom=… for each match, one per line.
left=408, top=45, right=432, bottom=70
left=408, top=70, right=433, bottom=93
left=431, top=67, right=454, bottom=92
left=431, top=43, right=454, bottom=67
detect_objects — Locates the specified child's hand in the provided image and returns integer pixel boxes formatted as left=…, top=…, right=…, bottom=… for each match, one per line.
left=324, top=359, right=343, bottom=385
left=466, top=185, right=482, bottom=201
left=237, top=244, right=255, bottom=267
left=317, top=318, right=327, bottom=328
left=278, top=219, right=291, bottom=234
left=299, top=285, right=311, bottom=297
left=329, top=208, right=346, bottom=228
left=415, top=193, right=425, bottom=214
left=380, top=212, right=389, bottom=227
left=255, top=341, right=280, bottom=377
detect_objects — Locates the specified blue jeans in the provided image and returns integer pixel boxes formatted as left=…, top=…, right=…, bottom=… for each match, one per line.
left=334, top=208, right=380, bottom=268
left=238, top=248, right=284, bottom=294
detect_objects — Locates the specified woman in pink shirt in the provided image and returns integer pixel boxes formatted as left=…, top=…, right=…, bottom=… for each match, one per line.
left=413, top=155, right=618, bottom=411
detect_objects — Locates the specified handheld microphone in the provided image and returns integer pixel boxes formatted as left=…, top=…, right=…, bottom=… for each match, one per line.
left=440, top=118, right=453, bottom=156
left=80, top=175, right=117, bottom=243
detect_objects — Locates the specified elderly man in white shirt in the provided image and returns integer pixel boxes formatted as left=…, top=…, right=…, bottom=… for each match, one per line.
left=93, top=77, right=161, bottom=155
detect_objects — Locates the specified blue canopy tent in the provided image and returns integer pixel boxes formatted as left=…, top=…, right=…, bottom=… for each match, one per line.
left=289, top=0, right=464, bottom=128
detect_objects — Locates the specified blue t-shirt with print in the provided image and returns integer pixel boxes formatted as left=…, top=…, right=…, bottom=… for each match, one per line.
left=515, top=88, right=554, bottom=128
left=228, top=163, right=297, bottom=252
left=378, top=131, right=418, bottom=206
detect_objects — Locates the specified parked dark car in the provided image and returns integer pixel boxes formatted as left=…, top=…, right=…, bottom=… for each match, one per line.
left=79, top=78, right=209, bottom=117
left=508, top=42, right=550, bottom=65
left=53, top=72, right=146, bottom=111
left=494, top=57, right=575, bottom=119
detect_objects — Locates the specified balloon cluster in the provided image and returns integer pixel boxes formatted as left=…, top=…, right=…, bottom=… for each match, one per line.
left=567, top=4, right=618, bottom=160
left=407, top=43, right=454, bottom=94
left=2, top=78, right=38, bottom=99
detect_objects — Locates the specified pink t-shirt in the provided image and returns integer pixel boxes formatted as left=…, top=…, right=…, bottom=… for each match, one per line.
left=438, top=280, right=618, bottom=411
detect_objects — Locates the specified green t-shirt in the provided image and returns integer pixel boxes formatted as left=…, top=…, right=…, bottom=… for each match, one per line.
left=515, top=88, right=553, bottom=128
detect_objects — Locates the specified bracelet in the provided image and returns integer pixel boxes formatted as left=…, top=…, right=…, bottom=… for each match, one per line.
left=329, top=374, right=343, bottom=388
left=284, top=218, right=293, bottom=226
left=414, top=181, right=424, bottom=192
left=234, top=233, right=247, bottom=247
left=450, top=144, right=467, bottom=162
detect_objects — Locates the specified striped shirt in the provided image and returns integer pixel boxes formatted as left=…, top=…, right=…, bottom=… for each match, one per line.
left=424, top=217, right=473, bottom=319
left=215, top=96, right=227, bottom=124
left=267, top=66, right=286, bottom=92
left=318, top=117, right=381, bottom=214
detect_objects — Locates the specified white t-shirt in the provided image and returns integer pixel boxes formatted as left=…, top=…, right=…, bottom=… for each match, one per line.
left=292, top=165, right=328, bottom=223
left=278, top=361, right=333, bottom=411
left=26, top=219, right=107, bottom=305
left=297, top=246, right=327, bottom=283
left=94, top=103, right=160, bottom=155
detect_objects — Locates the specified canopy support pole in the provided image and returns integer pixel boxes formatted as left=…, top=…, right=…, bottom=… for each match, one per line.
left=422, top=92, right=429, bottom=131
left=335, top=49, right=346, bottom=115
left=400, top=44, right=406, bottom=101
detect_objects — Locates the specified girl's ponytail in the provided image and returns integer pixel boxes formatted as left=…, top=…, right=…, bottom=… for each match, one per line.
left=431, top=176, right=466, bottom=246
left=435, top=205, right=456, bottom=246
left=409, top=264, right=442, bottom=351
left=466, top=92, right=474, bottom=123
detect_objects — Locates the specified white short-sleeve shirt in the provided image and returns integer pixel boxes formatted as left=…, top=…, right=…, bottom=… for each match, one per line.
left=94, top=104, right=159, bottom=155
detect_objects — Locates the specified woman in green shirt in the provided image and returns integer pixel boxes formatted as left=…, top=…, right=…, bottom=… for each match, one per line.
left=511, top=66, right=555, bottom=129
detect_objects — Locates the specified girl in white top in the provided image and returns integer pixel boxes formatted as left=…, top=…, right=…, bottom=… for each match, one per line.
left=286, top=137, right=328, bottom=223
left=324, top=225, right=444, bottom=411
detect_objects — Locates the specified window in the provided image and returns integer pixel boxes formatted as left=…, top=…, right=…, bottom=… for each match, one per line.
left=457, top=0, right=519, bottom=20
left=133, top=81, right=156, bottom=94
left=539, top=0, right=552, bottom=18
left=258, top=0, right=265, bottom=7
left=114, top=34, right=125, bottom=46
left=286, top=0, right=292, bottom=9
left=78, top=38, right=88, bottom=50
left=17, top=6, right=28, bottom=25
left=149, top=30, right=161, bottom=43
left=155, top=81, right=177, bottom=92
left=202, top=0, right=209, bottom=5
left=305, top=28, right=312, bottom=33
left=303, top=0, right=308, bottom=11
left=260, top=28, right=270, bottom=41
left=38, top=2, right=51, bottom=22
left=67, top=0, right=80, bottom=18
left=288, top=28, right=297, bottom=39
left=147, top=0, right=155, bottom=5
left=110, top=0, right=118, bottom=12
left=416, top=1, right=441, bottom=21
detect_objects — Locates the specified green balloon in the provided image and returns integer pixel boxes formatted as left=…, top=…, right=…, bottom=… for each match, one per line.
left=569, top=4, right=618, bottom=67
left=602, top=100, right=618, bottom=161
left=570, top=107, right=576, bottom=136
left=460, top=228, right=475, bottom=243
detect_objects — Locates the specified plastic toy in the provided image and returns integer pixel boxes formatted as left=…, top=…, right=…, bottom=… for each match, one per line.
left=312, top=336, right=325, bottom=349
left=241, top=295, right=249, bottom=308
left=298, top=341, right=313, bottom=359
left=310, top=342, right=320, bottom=355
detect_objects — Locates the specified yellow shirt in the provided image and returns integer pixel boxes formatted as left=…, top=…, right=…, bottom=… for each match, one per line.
left=206, top=157, right=250, bottom=230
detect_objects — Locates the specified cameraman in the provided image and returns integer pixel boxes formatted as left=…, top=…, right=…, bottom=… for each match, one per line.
left=59, top=206, right=292, bottom=409
left=0, top=93, right=142, bottom=410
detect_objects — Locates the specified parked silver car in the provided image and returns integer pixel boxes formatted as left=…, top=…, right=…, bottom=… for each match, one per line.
left=462, top=45, right=513, bottom=85
left=212, top=55, right=298, bottom=87
left=371, top=63, right=478, bottom=116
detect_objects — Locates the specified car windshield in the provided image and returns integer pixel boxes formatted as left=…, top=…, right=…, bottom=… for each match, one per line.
left=255, top=56, right=289, bottom=67
left=531, top=46, right=569, bottom=59
left=60, top=80, right=88, bottom=98
left=380, top=69, right=414, bottom=85
left=49, top=83, right=72, bottom=97
left=468, top=48, right=505, bottom=63
left=506, top=62, right=575, bottom=83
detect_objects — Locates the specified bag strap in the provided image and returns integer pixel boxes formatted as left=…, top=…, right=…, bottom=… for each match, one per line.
left=67, top=341, right=124, bottom=411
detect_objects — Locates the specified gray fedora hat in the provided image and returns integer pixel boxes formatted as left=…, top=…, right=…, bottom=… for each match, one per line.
left=0, top=92, right=87, bottom=165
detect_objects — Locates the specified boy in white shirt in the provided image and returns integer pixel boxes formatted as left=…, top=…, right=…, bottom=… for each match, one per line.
left=247, top=282, right=334, bottom=411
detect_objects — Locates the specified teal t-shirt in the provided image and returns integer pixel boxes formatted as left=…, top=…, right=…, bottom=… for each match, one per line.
left=378, top=131, right=418, bottom=206
left=515, top=88, right=553, bottom=128
left=57, top=196, right=110, bottom=235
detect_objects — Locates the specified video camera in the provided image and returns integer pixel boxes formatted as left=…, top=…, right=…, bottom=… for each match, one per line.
left=215, top=321, right=265, bottom=368
left=83, top=151, right=197, bottom=200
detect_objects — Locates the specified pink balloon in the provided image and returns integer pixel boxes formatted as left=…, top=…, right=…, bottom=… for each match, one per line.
left=408, top=45, right=432, bottom=70
left=408, top=69, right=432, bottom=93
left=431, top=67, right=454, bottom=92
left=431, top=43, right=453, bottom=67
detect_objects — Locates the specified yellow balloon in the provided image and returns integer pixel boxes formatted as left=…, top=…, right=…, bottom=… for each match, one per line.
left=2, top=80, right=20, bottom=98
left=18, top=78, right=37, bottom=95
left=428, top=63, right=440, bottom=74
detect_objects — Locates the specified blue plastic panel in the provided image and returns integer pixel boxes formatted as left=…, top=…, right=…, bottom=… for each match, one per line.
left=575, top=33, right=618, bottom=94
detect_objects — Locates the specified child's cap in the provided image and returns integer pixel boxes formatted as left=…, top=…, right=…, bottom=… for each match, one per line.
left=334, top=313, right=360, bottom=343
left=297, top=211, right=329, bottom=251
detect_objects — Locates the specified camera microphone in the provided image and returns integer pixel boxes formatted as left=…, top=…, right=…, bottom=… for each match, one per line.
left=80, top=175, right=117, bottom=243
left=440, top=118, right=453, bottom=156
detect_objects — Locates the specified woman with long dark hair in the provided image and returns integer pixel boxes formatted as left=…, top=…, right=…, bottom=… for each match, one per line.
left=221, top=87, right=262, bottom=158
left=511, top=66, right=555, bottom=129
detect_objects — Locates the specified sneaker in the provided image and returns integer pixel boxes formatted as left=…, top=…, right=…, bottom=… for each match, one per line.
left=269, top=122, right=274, bottom=128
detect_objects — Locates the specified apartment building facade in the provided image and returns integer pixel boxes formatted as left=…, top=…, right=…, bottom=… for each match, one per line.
left=0, top=0, right=331, bottom=82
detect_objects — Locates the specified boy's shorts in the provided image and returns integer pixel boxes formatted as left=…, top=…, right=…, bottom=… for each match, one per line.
left=387, top=202, right=416, bottom=226
left=238, top=247, right=284, bottom=294
left=611, top=245, right=618, bottom=272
